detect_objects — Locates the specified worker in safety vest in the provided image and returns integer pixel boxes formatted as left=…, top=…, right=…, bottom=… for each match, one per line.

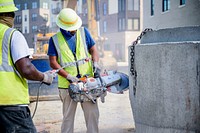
left=47, top=8, right=101, bottom=133
left=0, top=0, right=55, bottom=132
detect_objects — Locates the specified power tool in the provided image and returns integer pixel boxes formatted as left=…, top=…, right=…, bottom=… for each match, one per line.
left=68, top=70, right=129, bottom=104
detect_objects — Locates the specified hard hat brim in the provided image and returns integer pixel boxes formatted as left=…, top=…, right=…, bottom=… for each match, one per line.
left=56, top=15, right=82, bottom=31
left=0, top=5, right=18, bottom=13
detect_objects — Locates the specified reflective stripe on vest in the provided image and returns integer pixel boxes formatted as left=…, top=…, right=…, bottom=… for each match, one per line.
left=0, top=23, right=29, bottom=105
left=0, top=28, right=14, bottom=71
left=52, top=27, right=93, bottom=88
left=80, top=27, right=89, bottom=58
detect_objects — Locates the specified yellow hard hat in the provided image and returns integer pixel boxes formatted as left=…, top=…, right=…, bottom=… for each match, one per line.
left=56, top=8, right=82, bottom=31
left=0, top=0, right=18, bottom=13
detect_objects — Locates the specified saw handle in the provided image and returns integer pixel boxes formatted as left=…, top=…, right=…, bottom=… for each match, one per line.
left=79, top=77, right=87, bottom=82
left=78, top=74, right=90, bottom=82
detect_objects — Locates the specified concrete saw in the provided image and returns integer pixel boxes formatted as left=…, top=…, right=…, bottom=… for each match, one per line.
left=68, top=70, right=129, bottom=103
left=100, top=70, right=129, bottom=94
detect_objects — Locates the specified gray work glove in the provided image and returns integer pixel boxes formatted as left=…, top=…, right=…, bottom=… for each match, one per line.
left=66, top=74, right=79, bottom=83
left=93, top=62, right=101, bottom=78
left=93, top=62, right=101, bottom=73
left=42, top=70, right=57, bottom=85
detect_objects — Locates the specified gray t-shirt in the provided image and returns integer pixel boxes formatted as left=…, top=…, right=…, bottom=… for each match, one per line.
left=11, top=30, right=30, bottom=63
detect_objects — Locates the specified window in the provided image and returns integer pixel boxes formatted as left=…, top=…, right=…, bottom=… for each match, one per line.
left=32, top=13, right=37, bottom=21
left=103, top=3, right=107, bottom=15
left=15, top=15, right=22, bottom=24
left=127, top=0, right=139, bottom=11
left=128, top=19, right=133, bottom=30
left=127, top=0, right=134, bottom=10
left=16, top=4, right=20, bottom=10
left=24, top=3, right=27, bottom=10
left=118, top=18, right=125, bottom=31
left=127, top=18, right=139, bottom=31
left=24, top=26, right=27, bottom=34
left=43, top=14, right=48, bottom=21
left=122, top=18, right=125, bottom=30
left=133, top=19, right=139, bottom=30
left=180, top=0, right=186, bottom=5
left=162, top=0, right=170, bottom=12
left=151, top=0, right=154, bottom=15
left=32, top=2, right=37, bottom=9
left=134, top=0, right=139, bottom=11
left=103, top=21, right=107, bottom=33
left=119, top=19, right=122, bottom=31
left=118, top=0, right=125, bottom=12
left=43, top=2, right=48, bottom=9
left=24, top=15, right=27, bottom=22
left=32, top=26, right=38, bottom=33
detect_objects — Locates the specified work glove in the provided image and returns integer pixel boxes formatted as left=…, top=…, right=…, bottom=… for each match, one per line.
left=42, top=70, right=57, bottom=85
left=66, top=74, right=80, bottom=83
left=93, top=62, right=101, bottom=78
left=93, top=62, right=101, bottom=73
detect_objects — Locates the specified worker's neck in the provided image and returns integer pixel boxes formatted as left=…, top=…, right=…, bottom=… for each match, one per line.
left=69, top=30, right=76, bottom=35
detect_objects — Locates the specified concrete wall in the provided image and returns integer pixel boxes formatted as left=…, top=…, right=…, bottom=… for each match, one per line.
left=143, top=0, right=200, bottom=30
left=129, top=26, right=200, bottom=133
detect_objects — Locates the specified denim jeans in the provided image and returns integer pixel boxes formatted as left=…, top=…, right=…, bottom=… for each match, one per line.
left=0, top=106, right=37, bottom=133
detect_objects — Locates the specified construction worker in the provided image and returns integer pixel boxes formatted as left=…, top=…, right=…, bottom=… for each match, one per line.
left=0, top=0, right=55, bottom=132
left=47, top=8, right=100, bottom=133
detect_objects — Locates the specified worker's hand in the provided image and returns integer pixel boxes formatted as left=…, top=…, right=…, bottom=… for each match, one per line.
left=66, top=74, right=79, bottom=83
left=93, top=62, right=101, bottom=73
left=93, top=62, right=101, bottom=78
left=42, top=70, right=57, bottom=85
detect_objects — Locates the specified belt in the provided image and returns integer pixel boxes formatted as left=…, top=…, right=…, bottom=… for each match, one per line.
left=0, top=105, right=28, bottom=111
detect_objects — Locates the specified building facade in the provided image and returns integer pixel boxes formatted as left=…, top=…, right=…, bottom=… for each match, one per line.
left=77, top=0, right=141, bottom=62
left=143, top=0, right=200, bottom=30
left=100, top=0, right=141, bottom=62
left=99, top=0, right=141, bottom=62
left=14, top=0, right=62, bottom=48
left=13, top=0, right=142, bottom=62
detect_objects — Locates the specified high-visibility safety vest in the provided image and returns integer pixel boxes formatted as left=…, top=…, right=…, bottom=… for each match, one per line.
left=0, top=23, right=29, bottom=105
left=52, top=27, right=94, bottom=88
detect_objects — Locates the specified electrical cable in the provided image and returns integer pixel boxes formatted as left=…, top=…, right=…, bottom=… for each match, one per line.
left=31, top=58, right=90, bottom=118
left=31, top=82, right=43, bottom=119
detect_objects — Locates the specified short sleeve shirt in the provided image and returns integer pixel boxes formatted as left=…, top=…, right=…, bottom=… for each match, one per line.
left=11, top=31, right=30, bottom=63
left=47, top=27, right=95, bottom=56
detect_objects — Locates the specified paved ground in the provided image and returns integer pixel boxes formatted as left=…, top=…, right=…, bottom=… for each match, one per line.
left=29, top=62, right=135, bottom=133
left=29, top=91, right=135, bottom=133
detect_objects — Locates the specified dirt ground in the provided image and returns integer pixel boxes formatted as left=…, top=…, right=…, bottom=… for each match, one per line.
left=29, top=91, right=135, bottom=133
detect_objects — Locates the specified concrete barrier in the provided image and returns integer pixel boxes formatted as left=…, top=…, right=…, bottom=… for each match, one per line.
left=129, top=26, right=200, bottom=133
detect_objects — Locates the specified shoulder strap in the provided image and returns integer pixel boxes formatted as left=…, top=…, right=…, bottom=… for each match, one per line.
left=52, top=32, right=63, bottom=65
left=79, top=27, right=89, bottom=58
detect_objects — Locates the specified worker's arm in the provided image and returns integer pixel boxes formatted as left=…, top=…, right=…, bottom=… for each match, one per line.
left=89, top=45, right=101, bottom=75
left=84, top=27, right=98, bottom=62
left=49, top=55, right=79, bottom=82
left=15, top=57, right=44, bottom=81
left=49, top=55, right=68, bottom=78
left=89, top=45, right=99, bottom=62
left=48, top=37, right=78, bottom=82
